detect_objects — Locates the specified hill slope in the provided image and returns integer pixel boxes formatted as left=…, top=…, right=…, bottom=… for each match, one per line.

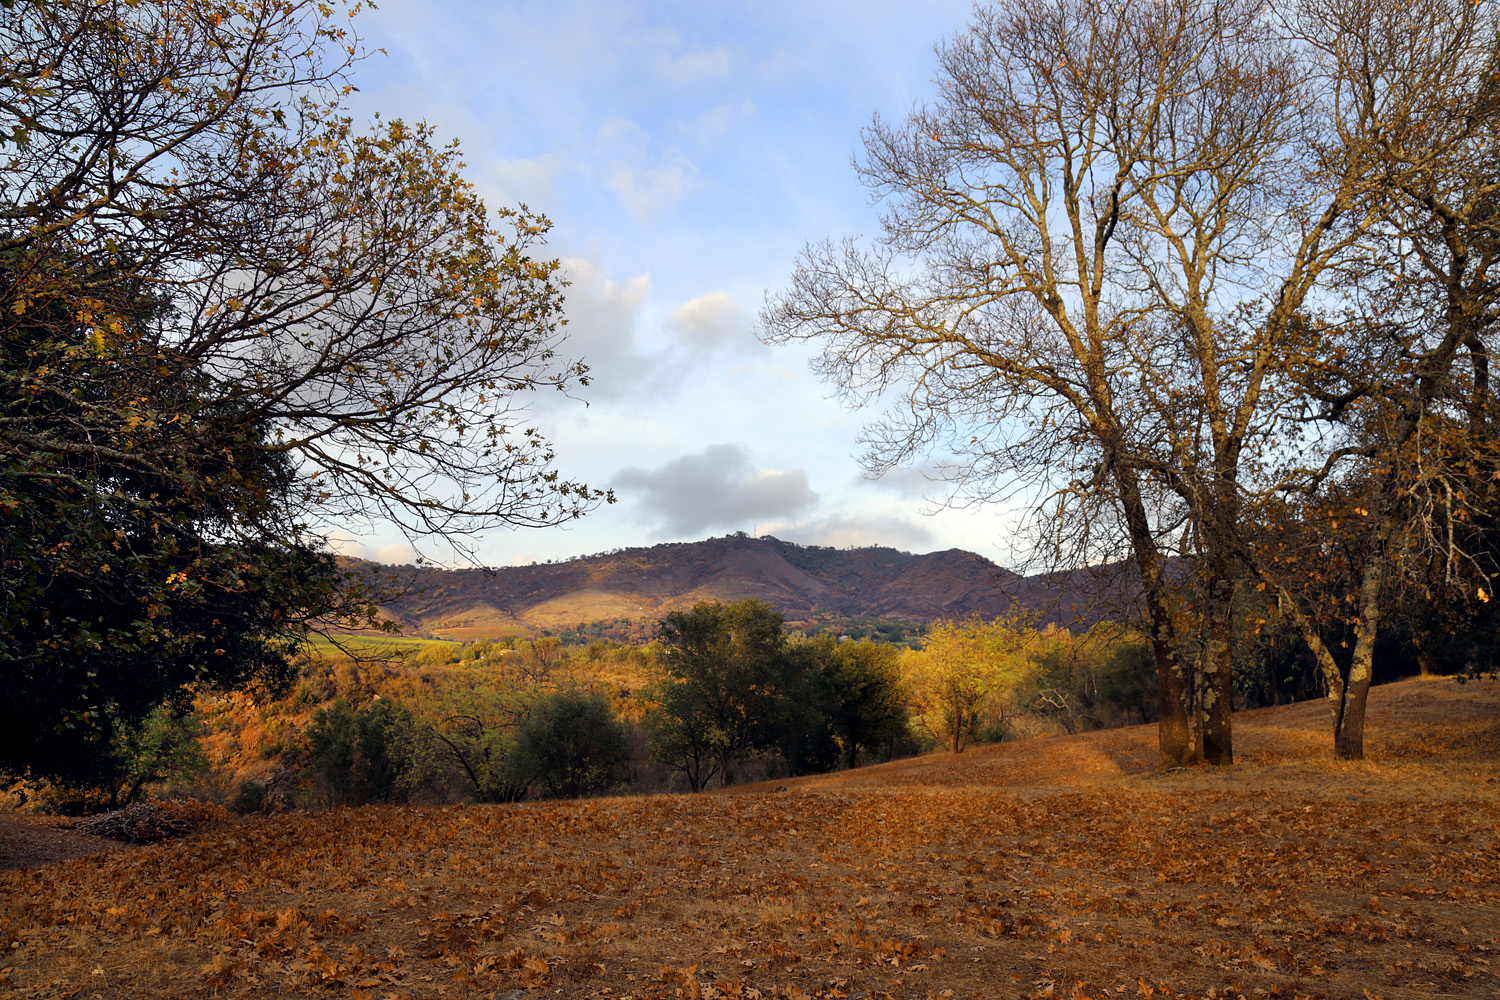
left=3, top=676, right=1497, bottom=999
left=358, top=534, right=1129, bottom=638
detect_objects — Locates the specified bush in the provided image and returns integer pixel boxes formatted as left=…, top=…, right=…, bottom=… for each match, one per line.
left=510, top=690, right=628, bottom=799
left=230, top=780, right=268, bottom=815
left=304, top=698, right=417, bottom=806
left=109, top=706, right=210, bottom=807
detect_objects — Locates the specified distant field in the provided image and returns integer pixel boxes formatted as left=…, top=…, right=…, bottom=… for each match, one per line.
left=303, top=633, right=460, bottom=659
left=2, top=676, right=1497, bottom=999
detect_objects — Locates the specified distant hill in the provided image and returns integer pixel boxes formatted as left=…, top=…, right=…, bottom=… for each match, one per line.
left=346, top=534, right=1139, bottom=641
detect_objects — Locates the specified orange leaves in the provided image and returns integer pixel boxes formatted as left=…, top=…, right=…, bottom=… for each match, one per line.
left=199, top=951, right=238, bottom=986
left=518, top=951, right=551, bottom=988
left=6, top=685, right=1500, bottom=998
left=275, top=906, right=307, bottom=935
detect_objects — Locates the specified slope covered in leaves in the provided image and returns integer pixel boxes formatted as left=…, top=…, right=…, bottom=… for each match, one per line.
left=3, top=677, right=1497, bottom=999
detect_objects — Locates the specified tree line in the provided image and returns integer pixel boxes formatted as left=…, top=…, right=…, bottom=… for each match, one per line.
left=15, top=583, right=1464, bottom=813
left=2, top=597, right=1183, bottom=811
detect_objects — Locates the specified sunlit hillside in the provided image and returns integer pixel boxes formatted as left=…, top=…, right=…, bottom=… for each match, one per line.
left=349, top=534, right=1134, bottom=640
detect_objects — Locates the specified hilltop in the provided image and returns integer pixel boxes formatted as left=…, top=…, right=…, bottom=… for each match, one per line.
left=353, top=534, right=1129, bottom=640
left=3, top=676, right=1497, bottom=998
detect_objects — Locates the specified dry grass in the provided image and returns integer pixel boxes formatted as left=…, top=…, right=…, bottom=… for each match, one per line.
left=2, top=676, right=1497, bottom=999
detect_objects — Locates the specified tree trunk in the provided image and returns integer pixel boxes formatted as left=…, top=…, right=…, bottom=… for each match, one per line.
left=718, top=748, right=734, bottom=788
left=1146, top=585, right=1193, bottom=768
left=1333, top=556, right=1385, bottom=761
left=1200, top=567, right=1237, bottom=766
left=1201, top=634, right=1234, bottom=765
left=1279, top=591, right=1349, bottom=756
left=1277, top=548, right=1384, bottom=762
left=1112, top=465, right=1193, bottom=767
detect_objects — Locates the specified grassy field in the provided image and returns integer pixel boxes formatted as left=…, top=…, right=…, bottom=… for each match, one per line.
left=304, top=633, right=461, bottom=659
left=2, top=676, right=1498, bottom=999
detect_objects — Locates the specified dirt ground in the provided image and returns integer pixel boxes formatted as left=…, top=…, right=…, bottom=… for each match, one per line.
left=2, top=675, right=1497, bottom=1000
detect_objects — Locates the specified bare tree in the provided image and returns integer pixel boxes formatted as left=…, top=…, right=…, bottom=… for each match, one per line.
left=1250, top=0, right=1500, bottom=758
left=765, top=0, right=1399, bottom=766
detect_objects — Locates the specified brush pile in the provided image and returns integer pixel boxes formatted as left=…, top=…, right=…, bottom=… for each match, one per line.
left=76, top=802, right=193, bottom=844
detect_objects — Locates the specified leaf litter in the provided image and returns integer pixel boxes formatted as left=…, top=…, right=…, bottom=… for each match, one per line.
left=1, top=676, right=1497, bottom=999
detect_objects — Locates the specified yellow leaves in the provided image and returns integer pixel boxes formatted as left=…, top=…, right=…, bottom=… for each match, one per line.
left=1479, top=586, right=1490, bottom=603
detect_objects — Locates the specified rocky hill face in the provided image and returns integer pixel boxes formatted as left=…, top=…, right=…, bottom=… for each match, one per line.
left=352, top=534, right=1133, bottom=641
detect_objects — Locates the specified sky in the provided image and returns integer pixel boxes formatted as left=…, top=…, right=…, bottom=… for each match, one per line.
left=328, top=0, right=1032, bottom=569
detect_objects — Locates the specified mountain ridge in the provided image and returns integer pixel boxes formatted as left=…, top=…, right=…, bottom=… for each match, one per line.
left=349, top=533, right=1133, bottom=641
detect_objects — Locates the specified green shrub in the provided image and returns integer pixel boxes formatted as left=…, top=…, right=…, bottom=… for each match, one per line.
left=230, top=780, right=267, bottom=814
left=510, top=690, right=627, bottom=799
left=109, top=705, right=210, bottom=806
left=304, top=697, right=417, bottom=806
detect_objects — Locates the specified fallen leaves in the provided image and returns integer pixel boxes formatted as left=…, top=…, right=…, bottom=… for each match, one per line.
left=2, top=681, right=1499, bottom=998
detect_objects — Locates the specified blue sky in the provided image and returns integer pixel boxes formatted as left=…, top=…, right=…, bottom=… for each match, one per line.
left=330, top=0, right=1031, bottom=568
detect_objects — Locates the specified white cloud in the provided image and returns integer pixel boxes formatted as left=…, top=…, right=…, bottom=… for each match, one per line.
left=316, top=529, right=371, bottom=558
left=751, top=47, right=813, bottom=85
left=680, top=98, right=757, bottom=142
left=312, top=529, right=419, bottom=565
left=765, top=511, right=938, bottom=553
left=373, top=541, right=422, bottom=566
left=606, top=160, right=698, bottom=223
left=859, top=460, right=967, bottom=500
left=553, top=256, right=655, bottom=402
left=594, top=117, right=651, bottom=159
left=655, top=43, right=734, bottom=86
left=613, top=443, right=818, bottom=536
left=487, top=154, right=564, bottom=207
left=667, top=290, right=764, bottom=355
left=595, top=118, right=698, bottom=222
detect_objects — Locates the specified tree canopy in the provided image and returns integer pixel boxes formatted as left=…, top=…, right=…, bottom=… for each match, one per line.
left=0, top=0, right=605, bottom=783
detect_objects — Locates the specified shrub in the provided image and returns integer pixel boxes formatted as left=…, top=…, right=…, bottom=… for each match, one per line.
left=109, top=706, right=210, bottom=807
left=230, top=780, right=268, bottom=814
left=510, top=690, right=628, bottom=799
left=304, top=698, right=417, bottom=806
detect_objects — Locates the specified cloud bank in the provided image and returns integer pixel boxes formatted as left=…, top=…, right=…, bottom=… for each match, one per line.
left=613, top=443, right=817, bottom=536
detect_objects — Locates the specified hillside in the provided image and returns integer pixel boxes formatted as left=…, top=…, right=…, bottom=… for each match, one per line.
left=356, top=534, right=1129, bottom=640
left=3, top=676, right=1497, bottom=998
